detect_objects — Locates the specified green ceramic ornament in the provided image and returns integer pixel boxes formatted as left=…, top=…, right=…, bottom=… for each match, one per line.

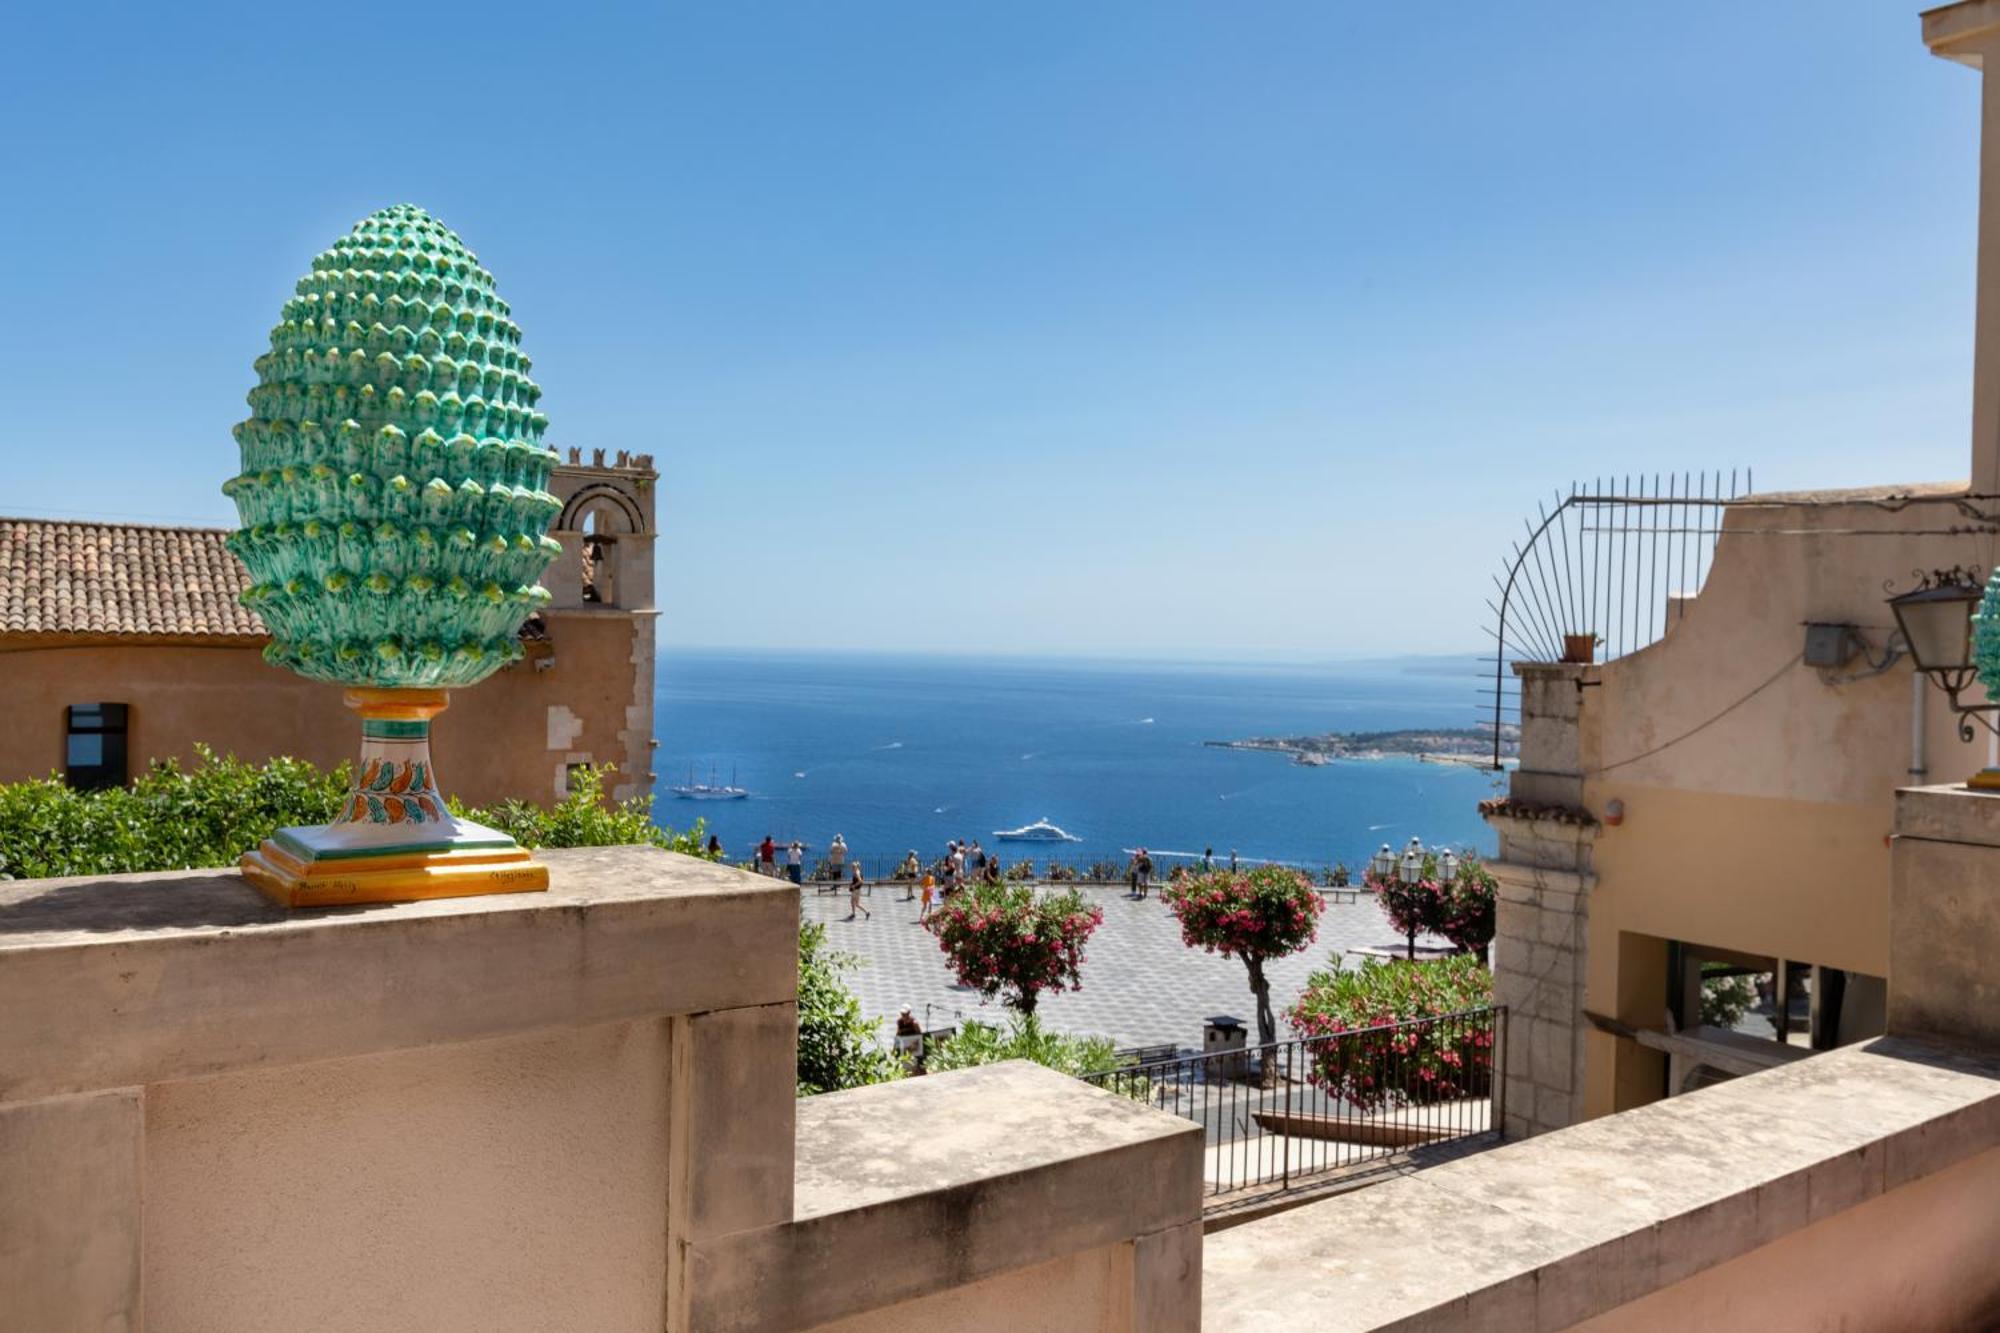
left=223, top=204, right=561, bottom=688
left=1975, top=568, right=2000, bottom=701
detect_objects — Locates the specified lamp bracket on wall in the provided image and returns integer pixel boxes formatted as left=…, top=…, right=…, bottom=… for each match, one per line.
left=1884, top=566, right=1995, bottom=744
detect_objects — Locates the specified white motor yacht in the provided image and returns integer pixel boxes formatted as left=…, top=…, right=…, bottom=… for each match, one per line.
left=993, top=818, right=1080, bottom=843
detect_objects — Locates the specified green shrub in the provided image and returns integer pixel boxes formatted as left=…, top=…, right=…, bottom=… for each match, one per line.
left=452, top=765, right=708, bottom=855
left=797, top=921, right=901, bottom=1096
left=1699, top=967, right=1758, bottom=1028
left=0, top=749, right=707, bottom=879
left=924, top=1013, right=1122, bottom=1079
left=0, top=746, right=348, bottom=879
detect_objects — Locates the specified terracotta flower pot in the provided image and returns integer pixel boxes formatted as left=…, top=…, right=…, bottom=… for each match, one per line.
left=1561, top=633, right=1597, bottom=665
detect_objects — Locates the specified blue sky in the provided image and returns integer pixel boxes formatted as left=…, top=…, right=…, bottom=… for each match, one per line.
left=0, top=2, right=1980, bottom=658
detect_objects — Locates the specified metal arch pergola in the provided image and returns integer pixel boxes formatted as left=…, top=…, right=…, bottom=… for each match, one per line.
left=1481, top=471, right=1749, bottom=770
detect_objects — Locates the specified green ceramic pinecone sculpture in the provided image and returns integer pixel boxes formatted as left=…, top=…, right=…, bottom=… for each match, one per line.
left=1976, top=570, right=2000, bottom=698
left=224, top=205, right=561, bottom=689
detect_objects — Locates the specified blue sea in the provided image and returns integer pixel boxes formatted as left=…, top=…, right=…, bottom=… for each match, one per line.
left=653, top=650, right=1501, bottom=876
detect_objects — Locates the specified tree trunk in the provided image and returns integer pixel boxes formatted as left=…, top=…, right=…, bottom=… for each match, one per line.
left=1246, top=957, right=1278, bottom=1089
left=1406, top=929, right=1417, bottom=962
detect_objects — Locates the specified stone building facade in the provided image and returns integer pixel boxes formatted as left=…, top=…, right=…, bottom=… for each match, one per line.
left=0, top=451, right=659, bottom=808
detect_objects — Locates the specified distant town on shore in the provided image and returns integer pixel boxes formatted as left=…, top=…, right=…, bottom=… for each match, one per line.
left=1205, top=724, right=1518, bottom=768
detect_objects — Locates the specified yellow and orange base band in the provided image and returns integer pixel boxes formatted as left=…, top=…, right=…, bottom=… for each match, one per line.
left=239, top=687, right=548, bottom=908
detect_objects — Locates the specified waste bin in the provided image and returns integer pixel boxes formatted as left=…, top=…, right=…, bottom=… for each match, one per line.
left=1204, top=1014, right=1248, bottom=1077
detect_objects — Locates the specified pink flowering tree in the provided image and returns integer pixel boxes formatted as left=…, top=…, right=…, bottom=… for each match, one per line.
left=1163, top=865, right=1325, bottom=1050
left=1364, top=851, right=1497, bottom=962
left=926, top=882, right=1103, bottom=1016
left=1364, top=854, right=1447, bottom=961
left=1438, top=857, right=1497, bottom=962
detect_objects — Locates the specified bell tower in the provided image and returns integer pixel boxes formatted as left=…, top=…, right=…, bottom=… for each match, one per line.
left=542, top=447, right=659, bottom=801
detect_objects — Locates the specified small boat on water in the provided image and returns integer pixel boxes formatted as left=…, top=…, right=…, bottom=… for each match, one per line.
left=994, top=818, right=1080, bottom=843
left=670, top=765, right=749, bottom=801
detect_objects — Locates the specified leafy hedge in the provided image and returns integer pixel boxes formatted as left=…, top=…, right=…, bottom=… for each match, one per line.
left=0, top=748, right=705, bottom=880
left=924, top=1013, right=1122, bottom=1078
left=1286, top=954, right=1495, bottom=1111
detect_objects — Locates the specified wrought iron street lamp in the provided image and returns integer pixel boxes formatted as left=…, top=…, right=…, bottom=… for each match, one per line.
left=1399, top=837, right=1424, bottom=885
left=1887, top=566, right=2000, bottom=789
left=1438, top=849, right=1460, bottom=883
left=1370, top=843, right=1396, bottom=881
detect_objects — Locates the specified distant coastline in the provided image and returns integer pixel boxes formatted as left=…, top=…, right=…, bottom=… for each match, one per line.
left=1205, top=725, right=1517, bottom=769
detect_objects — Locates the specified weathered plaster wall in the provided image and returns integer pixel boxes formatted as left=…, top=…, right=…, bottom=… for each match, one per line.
left=808, top=1243, right=1132, bottom=1333
left=0, top=1089, right=142, bottom=1333
left=145, top=1019, right=673, bottom=1333
left=1573, top=1145, right=2000, bottom=1333
left=0, top=612, right=645, bottom=808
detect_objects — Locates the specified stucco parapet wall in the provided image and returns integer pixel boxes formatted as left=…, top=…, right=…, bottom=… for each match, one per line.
left=1201, top=1036, right=2000, bottom=1332
left=1894, top=780, right=2000, bottom=847
left=689, top=1061, right=1203, bottom=1333
left=0, top=845, right=796, bottom=1104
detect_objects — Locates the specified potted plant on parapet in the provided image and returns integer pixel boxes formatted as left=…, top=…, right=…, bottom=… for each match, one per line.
left=222, top=205, right=562, bottom=907
left=1561, top=632, right=1600, bottom=664
left=1164, top=865, right=1326, bottom=1062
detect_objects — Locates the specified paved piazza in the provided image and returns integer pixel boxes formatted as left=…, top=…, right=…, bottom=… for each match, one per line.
left=800, top=881, right=1448, bottom=1052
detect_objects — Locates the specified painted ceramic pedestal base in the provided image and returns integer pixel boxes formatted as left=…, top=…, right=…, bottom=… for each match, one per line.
left=1966, top=768, right=2000, bottom=792
left=240, top=688, right=548, bottom=908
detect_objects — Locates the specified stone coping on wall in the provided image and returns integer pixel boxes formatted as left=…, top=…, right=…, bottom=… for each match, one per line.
left=1200, top=1036, right=2000, bottom=1331
left=687, top=1062, right=1204, bottom=1333
left=1895, top=780, right=2000, bottom=848
left=0, top=845, right=797, bottom=1104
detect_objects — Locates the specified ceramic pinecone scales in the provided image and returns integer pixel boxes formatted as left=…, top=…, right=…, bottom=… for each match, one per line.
left=1978, top=570, right=2000, bottom=698
left=223, top=204, right=561, bottom=688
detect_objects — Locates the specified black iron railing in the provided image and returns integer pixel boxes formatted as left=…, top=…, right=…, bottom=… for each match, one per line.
left=1081, top=1006, right=1505, bottom=1207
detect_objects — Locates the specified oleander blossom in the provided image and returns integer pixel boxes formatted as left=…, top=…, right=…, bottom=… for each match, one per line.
left=1364, top=851, right=1496, bottom=961
left=926, top=882, right=1103, bottom=1015
left=1163, top=865, right=1325, bottom=1050
left=1285, top=954, right=1495, bottom=1112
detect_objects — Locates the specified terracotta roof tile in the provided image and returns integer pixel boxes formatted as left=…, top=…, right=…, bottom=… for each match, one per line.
left=0, top=518, right=265, bottom=639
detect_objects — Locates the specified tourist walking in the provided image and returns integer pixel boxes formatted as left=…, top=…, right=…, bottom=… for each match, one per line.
left=759, top=835, right=776, bottom=876
left=1201, top=847, right=1214, bottom=872
left=786, top=840, right=803, bottom=885
left=829, top=833, right=847, bottom=881
left=1229, top=849, right=1238, bottom=872
left=846, top=863, right=871, bottom=920
left=1136, top=848, right=1154, bottom=899
left=1125, top=852, right=1141, bottom=899
left=919, top=873, right=936, bottom=923
left=899, top=850, right=920, bottom=898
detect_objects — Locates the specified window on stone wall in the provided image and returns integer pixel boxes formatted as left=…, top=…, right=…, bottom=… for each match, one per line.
left=1665, top=942, right=1886, bottom=1095
left=65, top=703, right=129, bottom=790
